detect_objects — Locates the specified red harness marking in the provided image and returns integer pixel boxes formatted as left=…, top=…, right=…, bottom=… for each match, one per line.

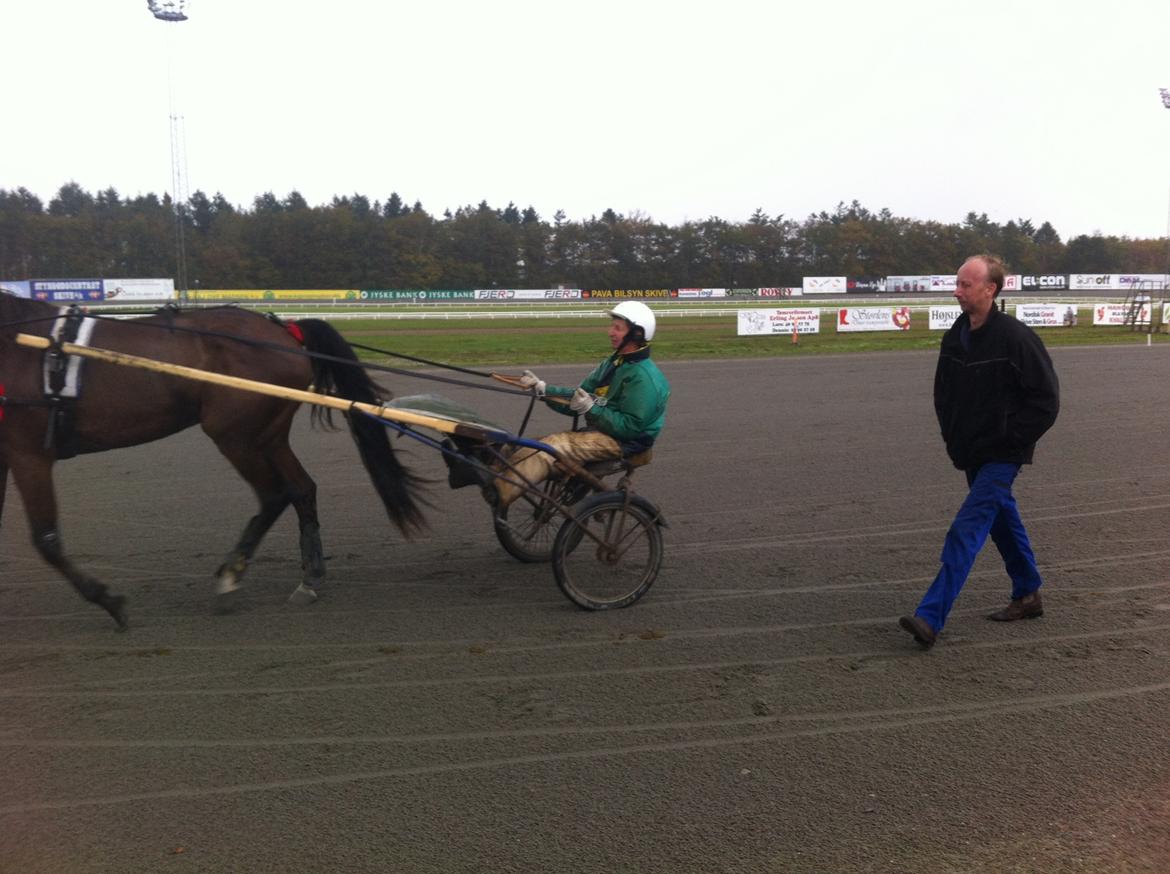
left=285, top=322, right=305, bottom=345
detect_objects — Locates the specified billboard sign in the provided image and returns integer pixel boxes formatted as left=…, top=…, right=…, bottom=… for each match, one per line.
left=929, top=305, right=962, bottom=330
left=30, top=279, right=104, bottom=302
left=360, top=289, right=475, bottom=300
left=802, top=276, right=846, bottom=295
left=1115, top=274, right=1167, bottom=290
left=846, top=278, right=885, bottom=293
left=1092, top=302, right=1150, bottom=325
left=102, top=278, right=176, bottom=301
left=1067, top=274, right=1111, bottom=290
left=836, top=306, right=911, bottom=332
left=0, top=280, right=31, bottom=298
left=885, top=275, right=932, bottom=293
left=758, top=287, right=801, bottom=297
left=677, top=288, right=727, bottom=298
left=583, top=289, right=675, bottom=299
left=1015, top=303, right=1078, bottom=326
left=473, top=289, right=584, bottom=300
left=1020, top=274, right=1068, bottom=291
left=736, top=308, right=821, bottom=336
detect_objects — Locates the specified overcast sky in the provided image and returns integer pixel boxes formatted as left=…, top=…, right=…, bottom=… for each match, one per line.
left=5, top=0, right=1170, bottom=240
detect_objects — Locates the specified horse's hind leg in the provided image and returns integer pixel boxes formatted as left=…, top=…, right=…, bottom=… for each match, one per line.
left=267, top=442, right=324, bottom=606
left=9, top=455, right=128, bottom=630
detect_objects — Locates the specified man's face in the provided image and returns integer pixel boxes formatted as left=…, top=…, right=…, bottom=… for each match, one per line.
left=608, top=318, right=630, bottom=350
left=953, top=259, right=996, bottom=315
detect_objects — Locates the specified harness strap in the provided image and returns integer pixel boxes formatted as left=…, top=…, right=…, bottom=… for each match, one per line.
left=41, top=306, right=95, bottom=459
left=44, top=306, right=94, bottom=396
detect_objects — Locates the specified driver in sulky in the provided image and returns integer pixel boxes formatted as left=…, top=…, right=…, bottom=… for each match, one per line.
left=497, top=301, right=671, bottom=507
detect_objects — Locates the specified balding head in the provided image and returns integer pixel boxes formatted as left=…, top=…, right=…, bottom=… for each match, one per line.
left=963, top=255, right=1006, bottom=297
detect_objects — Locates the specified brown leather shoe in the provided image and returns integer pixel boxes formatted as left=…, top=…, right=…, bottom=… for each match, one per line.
left=899, top=615, right=937, bottom=649
left=987, top=591, right=1044, bottom=622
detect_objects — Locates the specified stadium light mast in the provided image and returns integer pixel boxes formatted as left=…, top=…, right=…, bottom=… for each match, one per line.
left=149, top=0, right=191, bottom=301
left=1161, top=88, right=1170, bottom=294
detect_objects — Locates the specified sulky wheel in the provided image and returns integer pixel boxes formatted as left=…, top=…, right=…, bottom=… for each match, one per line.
left=551, top=492, right=664, bottom=610
left=494, top=477, right=592, bottom=563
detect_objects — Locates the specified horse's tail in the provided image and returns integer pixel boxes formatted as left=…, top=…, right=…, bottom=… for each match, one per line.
left=293, top=318, right=427, bottom=537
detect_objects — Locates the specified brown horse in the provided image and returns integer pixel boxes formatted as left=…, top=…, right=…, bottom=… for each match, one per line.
left=0, top=293, right=425, bottom=629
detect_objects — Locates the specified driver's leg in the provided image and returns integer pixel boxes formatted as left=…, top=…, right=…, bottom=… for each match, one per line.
left=495, top=431, right=621, bottom=506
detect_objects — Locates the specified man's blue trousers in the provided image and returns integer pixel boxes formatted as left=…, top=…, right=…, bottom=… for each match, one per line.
left=914, top=462, right=1043, bottom=632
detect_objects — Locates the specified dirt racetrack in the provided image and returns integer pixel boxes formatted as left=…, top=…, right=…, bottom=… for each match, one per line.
left=2, top=344, right=1169, bottom=873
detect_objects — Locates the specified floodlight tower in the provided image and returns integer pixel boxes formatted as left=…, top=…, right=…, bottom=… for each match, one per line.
left=149, top=0, right=191, bottom=301
left=1161, top=88, right=1170, bottom=296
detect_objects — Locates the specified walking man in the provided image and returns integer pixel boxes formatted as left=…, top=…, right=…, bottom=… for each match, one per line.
left=900, top=255, right=1060, bottom=648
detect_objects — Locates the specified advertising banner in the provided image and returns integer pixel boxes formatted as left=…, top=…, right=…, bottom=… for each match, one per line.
left=193, top=290, right=359, bottom=300
left=1015, top=303, right=1078, bottom=327
left=102, top=278, right=175, bottom=301
left=802, top=276, right=846, bottom=295
left=727, top=288, right=761, bottom=298
left=1020, top=274, right=1068, bottom=291
left=758, top=287, right=801, bottom=298
left=0, top=280, right=31, bottom=298
left=677, top=288, right=727, bottom=299
left=1003, top=274, right=1022, bottom=291
left=1115, top=274, right=1167, bottom=291
left=474, top=289, right=584, bottom=300
left=836, top=306, right=911, bottom=332
left=361, top=290, right=475, bottom=300
left=846, top=278, right=885, bottom=294
left=928, top=305, right=962, bottom=330
left=1092, top=303, right=1151, bottom=325
left=736, top=308, right=821, bottom=336
left=1067, top=274, right=1111, bottom=291
left=31, top=279, right=104, bottom=302
left=930, top=275, right=957, bottom=292
left=583, top=289, right=675, bottom=299
left=885, top=275, right=931, bottom=293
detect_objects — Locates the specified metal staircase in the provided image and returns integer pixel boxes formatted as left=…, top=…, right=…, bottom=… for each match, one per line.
left=1121, top=279, right=1166, bottom=332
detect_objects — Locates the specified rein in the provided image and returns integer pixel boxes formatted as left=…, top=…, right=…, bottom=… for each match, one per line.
left=0, top=304, right=537, bottom=401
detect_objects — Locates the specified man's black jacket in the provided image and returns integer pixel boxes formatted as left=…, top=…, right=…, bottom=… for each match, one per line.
left=934, top=306, right=1060, bottom=471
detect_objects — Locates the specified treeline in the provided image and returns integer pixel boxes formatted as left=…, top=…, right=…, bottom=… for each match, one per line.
left=1, top=182, right=1166, bottom=289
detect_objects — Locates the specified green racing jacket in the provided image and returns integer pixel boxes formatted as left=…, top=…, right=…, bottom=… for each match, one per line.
left=544, top=347, right=670, bottom=453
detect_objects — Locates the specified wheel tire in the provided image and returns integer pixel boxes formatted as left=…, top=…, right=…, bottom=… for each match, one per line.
left=552, top=492, right=664, bottom=610
left=494, top=478, right=591, bottom=563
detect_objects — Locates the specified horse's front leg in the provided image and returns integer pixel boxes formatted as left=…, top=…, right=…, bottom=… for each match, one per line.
left=214, top=493, right=289, bottom=611
left=9, top=454, right=128, bottom=630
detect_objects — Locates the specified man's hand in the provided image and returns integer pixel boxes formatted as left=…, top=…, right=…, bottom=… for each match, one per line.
left=519, top=369, right=546, bottom=397
left=569, top=387, right=595, bottom=414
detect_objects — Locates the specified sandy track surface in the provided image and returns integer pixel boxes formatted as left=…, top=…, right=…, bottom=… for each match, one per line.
left=2, top=346, right=1168, bottom=873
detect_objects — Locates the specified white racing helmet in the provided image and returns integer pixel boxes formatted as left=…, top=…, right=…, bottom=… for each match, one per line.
left=608, top=300, right=657, bottom=342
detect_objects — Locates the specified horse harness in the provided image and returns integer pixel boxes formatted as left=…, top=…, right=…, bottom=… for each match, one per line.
left=38, top=306, right=96, bottom=458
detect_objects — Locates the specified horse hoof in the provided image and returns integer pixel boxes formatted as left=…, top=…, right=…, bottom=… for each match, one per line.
left=103, top=595, right=129, bottom=631
left=214, top=588, right=242, bottom=614
left=287, top=583, right=318, bottom=606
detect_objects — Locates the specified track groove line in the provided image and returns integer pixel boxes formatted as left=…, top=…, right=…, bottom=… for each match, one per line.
left=3, top=681, right=1168, bottom=814
left=0, top=681, right=1163, bottom=750
left=2, top=621, right=1168, bottom=699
